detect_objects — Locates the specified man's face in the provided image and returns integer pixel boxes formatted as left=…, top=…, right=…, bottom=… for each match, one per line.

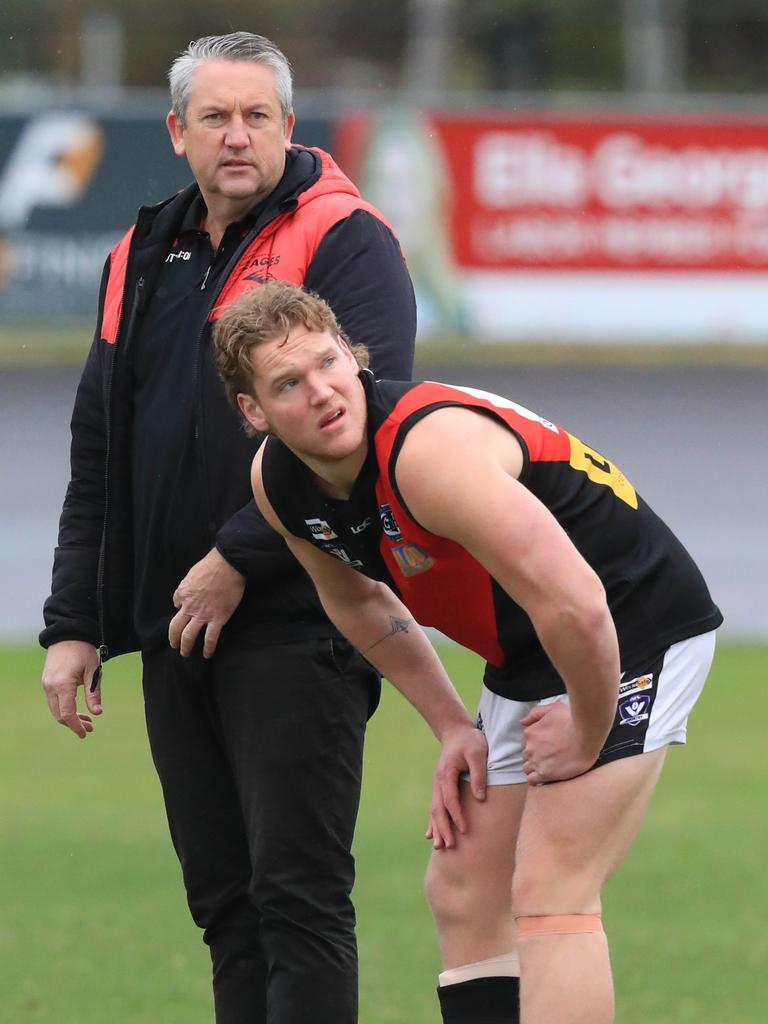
left=166, top=59, right=295, bottom=209
left=237, top=327, right=368, bottom=471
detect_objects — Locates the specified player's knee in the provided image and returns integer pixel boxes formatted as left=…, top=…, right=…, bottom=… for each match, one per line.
left=425, top=856, right=472, bottom=927
left=511, top=858, right=600, bottom=917
left=425, top=856, right=511, bottom=933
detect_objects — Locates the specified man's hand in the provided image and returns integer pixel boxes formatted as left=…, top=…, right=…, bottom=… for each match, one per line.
left=426, top=723, right=488, bottom=850
left=521, top=701, right=599, bottom=786
left=168, top=548, right=246, bottom=658
left=41, top=640, right=102, bottom=739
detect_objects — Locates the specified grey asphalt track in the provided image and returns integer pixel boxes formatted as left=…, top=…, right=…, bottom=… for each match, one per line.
left=2, top=360, right=765, bottom=644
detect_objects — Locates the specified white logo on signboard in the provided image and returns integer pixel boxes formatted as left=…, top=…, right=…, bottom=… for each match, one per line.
left=0, top=113, right=104, bottom=230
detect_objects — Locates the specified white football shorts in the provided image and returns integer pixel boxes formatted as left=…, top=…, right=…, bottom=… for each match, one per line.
left=474, top=630, right=717, bottom=785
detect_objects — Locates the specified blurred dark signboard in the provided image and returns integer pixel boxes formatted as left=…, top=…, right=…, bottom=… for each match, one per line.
left=0, top=111, right=331, bottom=321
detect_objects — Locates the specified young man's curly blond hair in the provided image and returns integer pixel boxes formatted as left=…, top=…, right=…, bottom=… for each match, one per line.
left=213, top=281, right=370, bottom=435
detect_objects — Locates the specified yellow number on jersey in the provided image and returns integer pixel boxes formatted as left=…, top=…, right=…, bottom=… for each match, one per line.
left=566, top=433, right=638, bottom=509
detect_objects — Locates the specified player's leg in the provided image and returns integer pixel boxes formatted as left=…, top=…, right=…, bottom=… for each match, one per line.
left=426, top=781, right=526, bottom=1023
left=425, top=685, right=531, bottom=1023
left=513, top=630, right=717, bottom=1024
left=214, top=633, right=379, bottom=1024
left=142, top=646, right=267, bottom=1024
left=514, top=748, right=665, bottom=1024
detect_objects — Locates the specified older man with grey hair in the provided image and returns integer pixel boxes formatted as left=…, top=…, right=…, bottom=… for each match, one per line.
left=40, top=31, right=416, bottom=1024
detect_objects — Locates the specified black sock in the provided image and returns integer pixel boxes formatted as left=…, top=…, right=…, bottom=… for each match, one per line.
left=437, top=975, right=520, bottom=1023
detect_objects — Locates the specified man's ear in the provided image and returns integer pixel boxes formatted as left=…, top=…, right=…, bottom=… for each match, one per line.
left=237, top=392, right=270, bottom=434
left=283, top=111, right=296, bottom=148
left=166, top=110, right=186, bottom=157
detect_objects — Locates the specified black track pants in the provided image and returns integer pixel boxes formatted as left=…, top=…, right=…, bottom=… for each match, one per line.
left=142, top=634, right=380, bottom=1024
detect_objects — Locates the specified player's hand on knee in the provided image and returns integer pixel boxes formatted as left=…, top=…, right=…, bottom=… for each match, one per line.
left=41, top=640, right=102, bottom=739
left=521, top=702, right=596, bottom=785
left=169, top=548, right=246, bottom=657
left=426, top=724, right=487, bottom=849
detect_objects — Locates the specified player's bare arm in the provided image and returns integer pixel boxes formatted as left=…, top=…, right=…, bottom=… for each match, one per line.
left=250, top=447, right=488, bottom=843
left=395, top=407, right=620, bottom=781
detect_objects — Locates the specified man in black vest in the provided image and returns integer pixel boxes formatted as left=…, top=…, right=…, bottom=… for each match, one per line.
left=213, top=280, right=721, bottom=1024
left=40, top=32, right=415, bottom=1024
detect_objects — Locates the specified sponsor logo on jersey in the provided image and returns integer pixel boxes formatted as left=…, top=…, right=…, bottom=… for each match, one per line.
left=392, top=543, right=436, bottom=577
left=618, top=693, right=651, bottom=727
left=305, top=517, right=338, bottom=541
left=350, top=516, right=373, bottom=534
left=379, top=504, right=402, bottom=539
left=165, top=250, right=192, bottom=263
left=328, top=546, right=364, bottom=570
left=618, top=673, right=654, bottom=698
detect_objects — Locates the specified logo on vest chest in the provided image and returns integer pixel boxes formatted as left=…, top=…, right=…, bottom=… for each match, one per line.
left=391, top=543, right=436, bottom=577
left=305, top=517, right=337, bottom=541
left=379, top=503, right=402, bottom=540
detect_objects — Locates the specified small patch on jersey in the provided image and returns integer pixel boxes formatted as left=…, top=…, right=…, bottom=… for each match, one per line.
left=618, top=673, right=654, bottom=698
left=350, top=516, right=373, bottom=534
left=618, top=693, right=651, bottom=727
left=392, top=543, right=436, bottom=577
left=379, top=503, right=402, bottom=540
left=305, top=517, right=337, bottom=542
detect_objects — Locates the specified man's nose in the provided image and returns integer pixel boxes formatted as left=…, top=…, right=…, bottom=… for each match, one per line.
left=307, top=374, right=334, bottom=404
left=224, top=115, right=249, bottom=148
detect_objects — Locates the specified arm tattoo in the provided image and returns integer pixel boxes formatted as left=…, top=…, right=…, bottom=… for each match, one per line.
left=364, top=615, right=414, bottom=653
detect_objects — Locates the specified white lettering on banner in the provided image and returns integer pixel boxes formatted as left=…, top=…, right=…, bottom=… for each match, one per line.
left=472, top=129, right=768, bottom=213
left=594, top=134, right=768, bottom=210
left=475, top=132, right=588, bottom=208
left=10, top=232, right=120, bottom=286
left=473, top=213, right=768, bottom=264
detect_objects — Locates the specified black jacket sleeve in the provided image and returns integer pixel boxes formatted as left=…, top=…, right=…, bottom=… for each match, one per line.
left=216, top=208, right=417, bottom=580
left=39, top=332, right=109, bottom=648
left=215, top=498, right=306, bottom=584
left=304, top=208, right=416, bottom=380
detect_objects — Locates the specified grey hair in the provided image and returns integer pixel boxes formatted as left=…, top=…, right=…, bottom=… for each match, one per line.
left=168, top=32, right=293, bottom=126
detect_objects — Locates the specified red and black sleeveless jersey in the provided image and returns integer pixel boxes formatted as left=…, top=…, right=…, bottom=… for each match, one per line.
left=262, top=372, right=722, bottom=701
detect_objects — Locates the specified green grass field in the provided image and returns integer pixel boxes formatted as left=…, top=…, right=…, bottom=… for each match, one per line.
left=1, top=642, right=766, bottom=1023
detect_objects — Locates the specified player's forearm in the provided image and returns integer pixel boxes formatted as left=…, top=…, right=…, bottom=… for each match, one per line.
left=319, top=586, right=473, bottom=740
left=534, top=593, right=619, bottom=756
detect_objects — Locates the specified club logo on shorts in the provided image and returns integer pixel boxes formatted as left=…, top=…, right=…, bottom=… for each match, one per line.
left=618, top=673, right=654, bottom=698
left=476, top=711, right=485, bottom=733
left=305, top=517, right=337, bottom=542
left=392, top=543, right=436, bottom=577
left=618, top=693, right=651, bottom=727
left=379, top=504, right=402, bottom=540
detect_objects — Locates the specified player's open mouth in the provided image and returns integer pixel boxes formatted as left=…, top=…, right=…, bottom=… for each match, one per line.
left=320, top=409, right=345, bottom=429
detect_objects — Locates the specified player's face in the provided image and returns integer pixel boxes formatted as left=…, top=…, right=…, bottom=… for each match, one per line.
left=238, top=327, right=369, bottom=470
left=167, top=59, right=294, bottom=213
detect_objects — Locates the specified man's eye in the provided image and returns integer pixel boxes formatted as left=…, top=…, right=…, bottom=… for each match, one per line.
left=279, top=379, right=297, bottom=392
left=322, top=356, right=336, bottom=368
left=203, top=112, right=223, bottom=122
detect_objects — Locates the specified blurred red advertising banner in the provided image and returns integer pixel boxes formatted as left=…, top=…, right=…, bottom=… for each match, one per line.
left=336, top=113, right=768, bottom=272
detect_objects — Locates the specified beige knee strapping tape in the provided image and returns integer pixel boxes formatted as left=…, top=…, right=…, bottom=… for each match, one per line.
left=515, top=914, right=603, bottom=937
left=438, top=951, right=521, bottom=987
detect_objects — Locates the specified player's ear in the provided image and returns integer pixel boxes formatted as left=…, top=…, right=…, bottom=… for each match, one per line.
left=166, top=110, right=186, bottom=157
left=237, top=392, right=269, bottom=434
left=337, top=335, right=357, bottom=366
